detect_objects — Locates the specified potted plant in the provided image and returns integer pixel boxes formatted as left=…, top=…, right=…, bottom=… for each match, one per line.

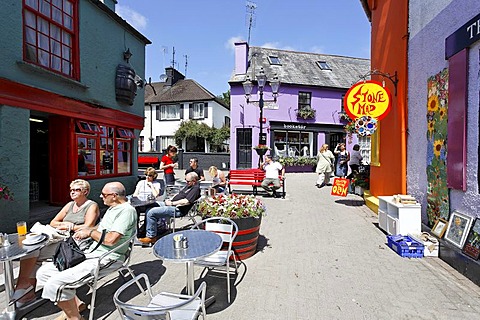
left=253, top=144, right=270, bottom=157
left=350, top=173, right=370, bottom=196
left=296, top=106, right=316, bottom=120
left=278, top=156, right=317, bottom=173
left=344, top=121, right=356, bottom=143
left=198, top=193, right=266, bottom=260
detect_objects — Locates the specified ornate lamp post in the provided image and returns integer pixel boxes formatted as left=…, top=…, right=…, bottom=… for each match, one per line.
left=243, top=67, right=280, bottom=166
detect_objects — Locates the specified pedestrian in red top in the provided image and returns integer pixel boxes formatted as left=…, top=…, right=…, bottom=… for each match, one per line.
left=160, top=145, right=178, bottom=185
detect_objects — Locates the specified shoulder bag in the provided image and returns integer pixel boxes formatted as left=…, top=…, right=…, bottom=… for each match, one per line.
left=53, top=229, right=106, bottom=271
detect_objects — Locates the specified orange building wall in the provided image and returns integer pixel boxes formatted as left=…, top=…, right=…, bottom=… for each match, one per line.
left=366, top=0, right=408, bottom=196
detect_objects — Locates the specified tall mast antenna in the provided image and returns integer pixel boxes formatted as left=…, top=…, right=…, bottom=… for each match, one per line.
left=171, top=47, right=176, bottom=69
left=245, top=2, right=256, bottom=45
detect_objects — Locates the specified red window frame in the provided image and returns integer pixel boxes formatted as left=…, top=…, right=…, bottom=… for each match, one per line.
left=74, top=121, right=134, bottom=178
left=23, top=0, right=79, bottom=79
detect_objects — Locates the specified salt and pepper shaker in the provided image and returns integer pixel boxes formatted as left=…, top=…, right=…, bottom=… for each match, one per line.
left=1, top=233, right=10, bottom=247
left=181, top=236, right=188, bottom=249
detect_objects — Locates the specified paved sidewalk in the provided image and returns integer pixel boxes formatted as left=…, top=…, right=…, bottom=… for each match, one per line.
left=16, top=173, right=480, bottom=319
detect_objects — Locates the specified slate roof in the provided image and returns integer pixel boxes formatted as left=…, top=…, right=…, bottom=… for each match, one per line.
left=229, top=47, right=370, bottom=90
left=144, top=79, right=228, bottom=109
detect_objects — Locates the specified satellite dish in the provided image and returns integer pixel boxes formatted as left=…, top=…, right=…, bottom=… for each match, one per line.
left=159, top=74, right=167, bottom=82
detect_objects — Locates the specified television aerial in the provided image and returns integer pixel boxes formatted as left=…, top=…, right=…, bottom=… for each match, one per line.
left=159, top=74, right=167, bottom=82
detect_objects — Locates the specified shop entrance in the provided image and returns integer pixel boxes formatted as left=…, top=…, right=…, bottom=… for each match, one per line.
left=30, top=114, right=50, bottom=203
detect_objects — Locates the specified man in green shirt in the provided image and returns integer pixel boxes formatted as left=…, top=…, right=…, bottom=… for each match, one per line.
left=36, top=182, right=136, bottom=320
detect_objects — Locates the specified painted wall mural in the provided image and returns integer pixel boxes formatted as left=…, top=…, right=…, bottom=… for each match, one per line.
left=426, top=68, right=450, bottom=226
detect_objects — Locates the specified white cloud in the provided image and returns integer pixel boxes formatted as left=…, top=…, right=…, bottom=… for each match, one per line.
left=261, top=42, right=296, bottom=52
left=116, top=5, right=148, bottom=31
left=310, top=46, right=325, bottom=54
left=225, top=36, right=245, bottom=52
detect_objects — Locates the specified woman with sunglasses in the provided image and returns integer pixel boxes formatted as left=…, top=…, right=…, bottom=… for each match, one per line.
left=160, top=145, right=178, bottom=186
left=12, top=179, right=99, bottom=310
left=133, top=167, right=161, bottom=200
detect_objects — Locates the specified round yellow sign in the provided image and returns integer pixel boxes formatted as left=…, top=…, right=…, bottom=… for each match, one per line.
left=344, top=81, right=391, bottom=120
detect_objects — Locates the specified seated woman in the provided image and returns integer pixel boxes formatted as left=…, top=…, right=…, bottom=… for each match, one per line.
left=208, top=165, right=227, bottom=194
left=13, top=179, right=99, bottom=309
left=133, top=167, right=161, bottom=200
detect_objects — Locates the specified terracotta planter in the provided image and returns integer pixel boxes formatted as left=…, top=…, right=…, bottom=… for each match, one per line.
left=232, top=215, right=262, bottom=260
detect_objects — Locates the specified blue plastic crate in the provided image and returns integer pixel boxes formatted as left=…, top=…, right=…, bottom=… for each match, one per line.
left=387, top=235, right=424, bottom=258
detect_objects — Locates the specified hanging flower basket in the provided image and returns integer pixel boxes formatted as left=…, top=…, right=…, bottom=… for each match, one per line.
left=253, top=144, right=270, bottom=156
left=296, top=107, right=316, bottom=120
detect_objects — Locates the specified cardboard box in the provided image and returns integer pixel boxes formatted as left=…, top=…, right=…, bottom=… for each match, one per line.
left=409, top=233, right=439, bottom=257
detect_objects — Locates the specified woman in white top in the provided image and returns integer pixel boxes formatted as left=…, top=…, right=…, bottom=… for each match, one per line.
left=315, top=144, right=335, bottom=188
left=133, top=167, right=161, bottom=200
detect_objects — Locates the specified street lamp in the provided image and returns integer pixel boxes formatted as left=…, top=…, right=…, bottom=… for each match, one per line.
left=243, top=67, right=280, bottom=166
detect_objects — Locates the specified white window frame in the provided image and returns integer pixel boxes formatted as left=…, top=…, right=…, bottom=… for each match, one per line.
left=160, top=105, right=180, bottom=120
left=193, top=102, right=204, bottom=119
left=358, top=136, right=371, bottom=165
left=159, top=136, right=176, bottom=151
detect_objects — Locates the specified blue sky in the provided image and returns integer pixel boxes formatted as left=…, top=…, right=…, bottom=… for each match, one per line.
left=116, top=0, right=371, bottom=96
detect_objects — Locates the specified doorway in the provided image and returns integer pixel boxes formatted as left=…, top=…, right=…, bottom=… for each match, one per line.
left=236, top=128, right=252, bottom=169
left=30, top=115, right=49, bottom=203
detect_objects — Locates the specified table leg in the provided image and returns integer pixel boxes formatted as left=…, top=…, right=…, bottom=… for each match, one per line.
left=185, top=261, right=195, bottom=295
left=1, top=261, right=16, bottom=319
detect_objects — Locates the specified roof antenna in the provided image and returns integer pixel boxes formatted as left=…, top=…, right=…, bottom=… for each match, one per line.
left=184, top=54, right=188, bottom=77
left=246, top=1, right=256, bottom=45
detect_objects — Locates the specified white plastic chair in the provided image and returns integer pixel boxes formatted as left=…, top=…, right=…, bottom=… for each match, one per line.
left=191, top=217, right=238, bottom=303
left=113, top=273, right=206, bottom=320
left=58, top=233, right=140, bottom=320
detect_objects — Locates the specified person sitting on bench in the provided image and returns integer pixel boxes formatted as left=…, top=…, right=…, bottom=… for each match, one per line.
left=261, top=155, right=285, bottom=198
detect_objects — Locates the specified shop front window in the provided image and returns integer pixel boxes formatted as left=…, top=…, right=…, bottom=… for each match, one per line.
left=274, top=130, right=313, bottom=158
left=75, top=121, right=133, bottom=177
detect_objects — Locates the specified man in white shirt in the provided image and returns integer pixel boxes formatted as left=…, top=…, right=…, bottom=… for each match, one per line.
left=261, top=155, right=285, bottom=198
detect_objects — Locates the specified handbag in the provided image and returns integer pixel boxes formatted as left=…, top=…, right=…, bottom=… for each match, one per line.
left=53, top=230, right=106, bottom=271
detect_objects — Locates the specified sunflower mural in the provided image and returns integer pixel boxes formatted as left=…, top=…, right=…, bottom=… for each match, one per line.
left=426, top=68, right=449, bottom=226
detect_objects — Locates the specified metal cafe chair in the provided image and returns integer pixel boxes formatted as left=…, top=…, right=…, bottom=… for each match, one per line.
left=169, top=198, right=201, bottom=233
left=191, top=217, right=239, bottom=303
left=58, top=233, right=140, bottom=320
left=113, top=273, right=206, bottom=320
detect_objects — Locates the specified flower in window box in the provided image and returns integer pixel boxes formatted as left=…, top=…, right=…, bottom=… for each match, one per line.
left=0, top=184, right=14, bottom=201
left=296, top=107, right=316, bottom=120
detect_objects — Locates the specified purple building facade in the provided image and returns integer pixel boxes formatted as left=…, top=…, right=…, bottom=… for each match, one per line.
left=229, top=42, right=370, bottom=169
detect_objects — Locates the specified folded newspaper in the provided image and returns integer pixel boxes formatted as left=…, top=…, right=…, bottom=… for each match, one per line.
left=30, top=222, right=69, bottom=241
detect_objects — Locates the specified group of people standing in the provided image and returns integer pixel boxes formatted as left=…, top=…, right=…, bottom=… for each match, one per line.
left=315, top=143, right=363, bottom=188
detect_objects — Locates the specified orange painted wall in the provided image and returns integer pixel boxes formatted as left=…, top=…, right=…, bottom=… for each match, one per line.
left=366, top=0, right=408, bottom=196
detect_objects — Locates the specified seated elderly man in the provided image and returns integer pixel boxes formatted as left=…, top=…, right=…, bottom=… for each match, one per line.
left=138, top=172, right=201, bottom=244
left=36, top=182, right=137, bottom=320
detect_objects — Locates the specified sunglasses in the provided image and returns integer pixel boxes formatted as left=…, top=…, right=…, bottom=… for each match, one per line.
left=101, top=192, right=116, bottom=198
left=146, top=174, right=155, bottom=177
left=70, top=188, right=83, bottom=193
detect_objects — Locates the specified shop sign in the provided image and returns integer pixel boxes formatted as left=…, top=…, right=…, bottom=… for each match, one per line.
left=331, top=178, right=349, bottom=197
left=445, top=12, right=480, bottom=59
left=283, top=124, right=306, bottom=130
left=344, top=80, right=391, bottom=121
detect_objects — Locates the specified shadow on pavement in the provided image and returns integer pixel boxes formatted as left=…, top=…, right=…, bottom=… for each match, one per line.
left=335, top=199, right=365, bottom=206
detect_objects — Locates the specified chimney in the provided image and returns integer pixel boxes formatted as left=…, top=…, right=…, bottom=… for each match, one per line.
left=165, top=67, right=185, bottom=86
left=234, top=41, right=249, bottom=75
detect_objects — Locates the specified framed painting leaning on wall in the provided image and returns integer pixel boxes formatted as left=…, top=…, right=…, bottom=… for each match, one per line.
left=463, top=218, right=480, bottom=260
left=444, top=211, right=473, bottom=249
left=431, top=218, right=448, bottom=238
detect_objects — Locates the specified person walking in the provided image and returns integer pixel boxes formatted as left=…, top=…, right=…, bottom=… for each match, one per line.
left=347, top=144, right=363, bottom=179
left=315, top=144, right=335, bottom=188
left=334, top=143, right=349, bottom=178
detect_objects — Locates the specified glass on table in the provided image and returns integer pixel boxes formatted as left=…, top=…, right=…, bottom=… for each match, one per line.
left=16, top=221, right=27, bottom=236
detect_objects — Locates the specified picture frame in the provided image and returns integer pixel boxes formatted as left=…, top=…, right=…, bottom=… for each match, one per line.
left=431, top=218, right=448, bottom=238
left=444, top=211, right=474, bottom=249
left=463, top=218, right=480, bottom=260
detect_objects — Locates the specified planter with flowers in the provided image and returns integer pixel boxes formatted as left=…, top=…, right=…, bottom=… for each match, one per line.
left=278, top=156, right=317, bottom=173
left=350, top=173, right=370, bottom=196
left=198, top=193, right=266, bottom=260
left=253, top=144, right=270, bottom=157
left=296, top=106, right=316, bottom=120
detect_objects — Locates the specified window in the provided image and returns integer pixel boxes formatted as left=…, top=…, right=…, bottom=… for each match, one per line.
left=23, top=0, right=78, bottom=78
left=186, top=137, right=205, bottom=152
left=156, top=136, right=176, bottom=152
left=75, top=122, right=133, bottom=177
left=160, top=105, right=180, bottom=120
left=298, top=92, right=312, bottom=110
left=138, top=136, right=145, bottom=152
left=370, top=123, right=380, bottom=166
left=192, top=103, right=204, bottom=119
left=268, top=56, right=281, bottom=65
left=358, top=136, right=371, bottom=165
left=317, top=61, right=331, bottom=70
left=224, top=116, right=230, bottom=127
left=273, top=131, right=313, bottom=158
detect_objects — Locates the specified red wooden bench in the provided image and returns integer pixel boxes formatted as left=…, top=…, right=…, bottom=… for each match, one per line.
left=138, top=155, right=160, bottom=169
left=227, top=168, right=285, bottom=198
